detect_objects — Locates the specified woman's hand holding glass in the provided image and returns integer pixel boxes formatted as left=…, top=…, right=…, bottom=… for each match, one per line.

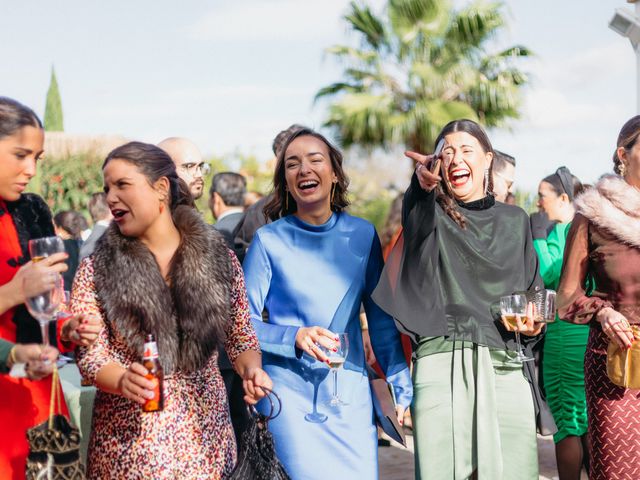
left=501, top=302, right=545, bottom=337
left=10, top=252, right=68, bottom=305
left=295, top=326, right=339, bottom=365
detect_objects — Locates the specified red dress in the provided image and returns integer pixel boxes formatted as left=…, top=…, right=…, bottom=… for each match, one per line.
left=0, top=199, right=69, bottom=480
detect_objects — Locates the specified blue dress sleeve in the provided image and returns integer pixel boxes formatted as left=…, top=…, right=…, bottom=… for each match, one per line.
left=242, top=233, right=300, bottom=359
left=363, top=231, right=413, bottom=409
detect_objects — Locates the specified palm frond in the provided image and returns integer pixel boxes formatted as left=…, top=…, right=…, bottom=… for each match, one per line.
left=345, top=2, right=388, bottom=50
left=314, top=82, right=365, bottom=101
left=445, top=1, right=505, bottom=50
left=325, top=45, right=379, bottom=65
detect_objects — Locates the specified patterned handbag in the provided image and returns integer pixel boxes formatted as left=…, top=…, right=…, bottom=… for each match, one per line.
left=229, top=387, right=291, bottom=480
left=25, top=367, right=85, bottom=480
left=607, top=326, right=640, bottom=389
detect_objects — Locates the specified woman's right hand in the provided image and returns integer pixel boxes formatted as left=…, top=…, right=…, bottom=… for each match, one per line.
left=117, top=362, right=156, bottom=405
left=13, top=344, right=59, bottom=380
left=11, top=252, right=68, bottom=303
left=597, top=307, right=635, bottom=349
left=405, top=151, right=442, bottom=192
left=295, top=326, right=339, bottom=364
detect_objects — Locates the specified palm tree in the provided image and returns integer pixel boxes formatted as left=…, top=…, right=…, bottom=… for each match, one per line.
left=316, top=0, right=531, bottom=153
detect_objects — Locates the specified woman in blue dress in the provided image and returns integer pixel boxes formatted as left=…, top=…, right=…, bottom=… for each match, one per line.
left=242, top=127, right=412, bottom=479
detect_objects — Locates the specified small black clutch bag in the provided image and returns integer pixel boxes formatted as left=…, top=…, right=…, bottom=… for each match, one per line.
left=25, top=368, right=85, bottom=480
left=229, top=387, right=291, bottom=480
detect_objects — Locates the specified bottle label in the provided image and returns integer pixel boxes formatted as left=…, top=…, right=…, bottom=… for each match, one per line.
left=143, top=341, right=159, bottom=360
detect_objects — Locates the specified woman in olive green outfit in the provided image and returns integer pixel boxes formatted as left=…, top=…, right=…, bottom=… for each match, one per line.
left=374, top=120, right=545, bottom=480
left=533, top=168, right=589, bottom=479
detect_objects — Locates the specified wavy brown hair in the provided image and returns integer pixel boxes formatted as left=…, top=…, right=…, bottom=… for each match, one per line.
left=264, top=128, right=350, bottom=221
left=433, top=119, right=494, bottom=229
left=613, top=115, right=640, bottom=175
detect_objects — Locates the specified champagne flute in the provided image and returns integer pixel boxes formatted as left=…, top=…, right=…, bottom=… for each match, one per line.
left=500, top=294, right=533, bottom=362
left=320, top=333, right=349, bottom=407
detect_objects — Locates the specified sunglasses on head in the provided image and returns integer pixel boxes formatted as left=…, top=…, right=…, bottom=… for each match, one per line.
left=555, top=166, right=573, bottom=201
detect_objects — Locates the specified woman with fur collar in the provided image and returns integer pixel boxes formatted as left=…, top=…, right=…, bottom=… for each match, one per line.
left=72, top=142, right=271, bottom=479
left=558, top=116, right=640, bottom=479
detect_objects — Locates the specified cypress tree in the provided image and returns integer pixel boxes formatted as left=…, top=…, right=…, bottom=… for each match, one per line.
left=44, top=66, right=64, bottom=132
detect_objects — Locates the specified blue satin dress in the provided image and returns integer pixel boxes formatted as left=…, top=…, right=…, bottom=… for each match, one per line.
left=243, top=212, right=412, bottom=480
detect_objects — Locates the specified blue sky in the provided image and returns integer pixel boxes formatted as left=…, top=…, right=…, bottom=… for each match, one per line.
left=0, top=0, right=634, bottom=191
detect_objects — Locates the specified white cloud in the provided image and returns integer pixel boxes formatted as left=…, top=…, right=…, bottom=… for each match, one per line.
left=538, top=41, right=633, bottom=89
left=188, top=0, right=351, bottom=42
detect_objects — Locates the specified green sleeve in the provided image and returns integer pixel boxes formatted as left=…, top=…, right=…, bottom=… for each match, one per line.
left=0, top=338, right=14, bottom=374
left=532, top=223, right=569, bottom=290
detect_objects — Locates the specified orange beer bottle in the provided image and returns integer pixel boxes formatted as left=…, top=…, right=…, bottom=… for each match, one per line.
left=142, top=333, right=164, bottom=412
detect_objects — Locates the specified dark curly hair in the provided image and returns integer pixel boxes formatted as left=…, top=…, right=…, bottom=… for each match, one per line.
left=264, top=128, right=350, bottom=221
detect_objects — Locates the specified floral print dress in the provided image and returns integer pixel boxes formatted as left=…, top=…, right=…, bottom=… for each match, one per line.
left=72, top=254, right=260, bottom=480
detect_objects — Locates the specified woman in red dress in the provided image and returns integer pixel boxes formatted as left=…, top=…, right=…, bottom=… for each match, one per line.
left=558, top=115, right=640, bottom=479
left=0, top=97, right=101, bottom=480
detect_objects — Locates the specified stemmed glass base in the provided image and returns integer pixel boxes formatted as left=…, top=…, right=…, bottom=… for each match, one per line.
left=514, top=332, right=533, bottom=363
left=325, top=368, right=348, bottom=407
left=304, top=412, right=328, bottom=423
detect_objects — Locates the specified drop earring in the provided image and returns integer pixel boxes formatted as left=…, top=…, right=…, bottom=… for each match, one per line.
left=483, top=168, right=489, bottom=195
left=620, top=162, right=627, bottom=176
left=285, top=190, right=289, bottom=211
left=331, top=182, right=336, bottom=205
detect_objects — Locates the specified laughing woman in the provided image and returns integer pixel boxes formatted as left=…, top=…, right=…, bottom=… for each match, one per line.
left=242, top=127, right=412, bottom=479
left=374, top=119, right=545, bottom=479
left=72, top=142, right=271, bottom=479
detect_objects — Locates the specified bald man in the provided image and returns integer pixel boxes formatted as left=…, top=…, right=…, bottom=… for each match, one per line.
left=157, top=137, right=209, bottom=200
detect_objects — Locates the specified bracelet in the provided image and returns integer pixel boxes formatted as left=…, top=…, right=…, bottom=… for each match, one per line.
left=8, top=345, right=18, bottom=367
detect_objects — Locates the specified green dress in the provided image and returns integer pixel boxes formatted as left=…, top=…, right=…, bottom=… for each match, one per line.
left=534, top=223, right=589, bottom=443
left=373, top=176, right=543, bottom=480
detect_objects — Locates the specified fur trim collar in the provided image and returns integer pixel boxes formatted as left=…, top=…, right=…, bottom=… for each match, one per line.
left=575, top=174, right=640, bottom=248
left=92, top=205, right=231, bottom=373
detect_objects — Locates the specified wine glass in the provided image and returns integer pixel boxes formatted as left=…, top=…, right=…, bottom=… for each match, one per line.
left=500, top=294, right=533, bottom=362
left=25, top=236, right=66, bottom=348
left=25, top=274, right=64, bottom=349
left=28, top=236, right=65, bottom=263
left=531, top=289, right=557, bottom=323
left=321, top=333, right=349, bottom=407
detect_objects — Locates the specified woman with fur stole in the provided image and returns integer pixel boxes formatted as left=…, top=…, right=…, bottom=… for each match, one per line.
left=558, top=116, right=640, bottom=479
left=72, top=141, right=271, bottom=479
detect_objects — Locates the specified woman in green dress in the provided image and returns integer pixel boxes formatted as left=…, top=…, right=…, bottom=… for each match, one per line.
left=374, top=119, right=545, bottom=479
left=532, top=167, right=589, bottom=479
